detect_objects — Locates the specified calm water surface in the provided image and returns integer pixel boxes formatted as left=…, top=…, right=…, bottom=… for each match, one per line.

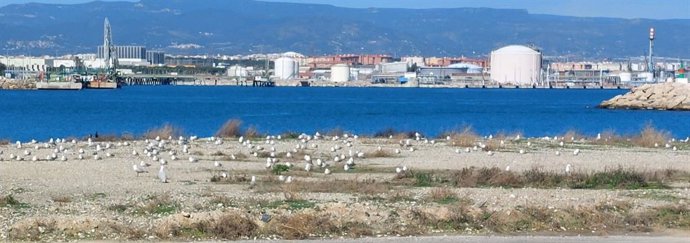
left=1, top=86, right=689, bottom=141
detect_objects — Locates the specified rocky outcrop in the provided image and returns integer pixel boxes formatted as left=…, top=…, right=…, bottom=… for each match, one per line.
left=599, top=83, right=690, bottom=110
left=0, top=78, right=36, bottom=90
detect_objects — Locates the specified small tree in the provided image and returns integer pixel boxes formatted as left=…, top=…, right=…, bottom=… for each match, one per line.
left=0, top=62, right=6, bottom=75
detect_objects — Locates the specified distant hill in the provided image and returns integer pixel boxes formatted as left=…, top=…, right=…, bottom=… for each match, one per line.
left=0, top=0, right=688, bottom=58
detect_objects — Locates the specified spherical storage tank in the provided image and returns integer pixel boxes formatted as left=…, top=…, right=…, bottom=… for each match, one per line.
left=331, top=64, right=350, bottom=82
left=274, top=57, right=298, bottom=80
left=490, top=45, right=542, bottom=85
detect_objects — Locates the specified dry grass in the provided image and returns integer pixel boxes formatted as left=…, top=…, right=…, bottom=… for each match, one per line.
left=386, top=190, right=416, bottom=202
left=216, top=119, right=242, bottom=138
left=443, top=126, right=480, bottom=147
left=243, top=125, right=262, bottom=139
left=366, top=149, right=395, bottom=158
left=89, top=133, right=136, bottom=142
left=143, top=124, right=184, bottom=139
left=156, top=212, right=258, bottom=240
left=210, top=173, right=251, bottom=184
left=425, top=187, right=458, bottom=204
left=9, top=217, right=144, bottom=241
left=590, top=129, right=627, bottom=146
left=51, top=195, right=72, bottom=203
left=323, top=127, right=346, bottom=137
left=631, top=124, right=670, bottom=148
left=562, top=129, right=586, bottom=142
left=372, top=128, right=416, bottom=139
left=265, top=213, right=339, bottom=240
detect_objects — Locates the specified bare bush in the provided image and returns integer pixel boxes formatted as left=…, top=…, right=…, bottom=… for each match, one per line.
left=216, top=119, right=242, bottom=138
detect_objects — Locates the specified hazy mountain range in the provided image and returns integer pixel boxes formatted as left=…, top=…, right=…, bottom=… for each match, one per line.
left=0, top=0, right=688, bottom=58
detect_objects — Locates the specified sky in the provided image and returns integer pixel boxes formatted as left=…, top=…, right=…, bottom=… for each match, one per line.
left=0, top=0, right=688, bottom=19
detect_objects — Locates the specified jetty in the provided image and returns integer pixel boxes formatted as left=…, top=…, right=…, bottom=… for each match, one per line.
left=598, top=82, right=690, bottom=110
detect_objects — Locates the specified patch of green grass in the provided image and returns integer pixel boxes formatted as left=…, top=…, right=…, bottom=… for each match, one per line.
left=0, top=195, right=30, bottom=209
left=178, top=227, right=208, bottom=238
left=134, top=195, right=179, bottom=215
left=265, top=199, right=315, bottom=210
left=272, top=164, right=290, bottom=175
left=414, top=172, right=434, bottom=187
left=153, top=204, right=178, bottom=215
left=89, top=192, right=108, bottom=200
left=572, top=169, right=664, bottom=189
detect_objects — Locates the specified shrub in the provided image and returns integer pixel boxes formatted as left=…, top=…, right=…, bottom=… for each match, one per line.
left=631, top=124, right=670, bottom=148
left=143, top=124, right=184, bottom=139
left=216, top=119, right=242, bottom=138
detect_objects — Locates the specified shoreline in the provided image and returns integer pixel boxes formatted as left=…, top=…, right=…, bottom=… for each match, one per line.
left=2, top=131, right=689, bottom=241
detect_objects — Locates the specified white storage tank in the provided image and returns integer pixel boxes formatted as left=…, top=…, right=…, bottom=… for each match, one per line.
left=274, top=57, right=298, bottom=80
left=331, top=64, right=350, bottom=82
left=490, top=45, right=542, bottom=85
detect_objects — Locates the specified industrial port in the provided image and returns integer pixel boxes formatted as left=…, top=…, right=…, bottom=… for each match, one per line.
left=0, top=20, right=686, bottom=90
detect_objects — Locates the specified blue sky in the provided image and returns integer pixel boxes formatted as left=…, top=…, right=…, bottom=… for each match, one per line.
left=1, top=0, right=688, bottom=19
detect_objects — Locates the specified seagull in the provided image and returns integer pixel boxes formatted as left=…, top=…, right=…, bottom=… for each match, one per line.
left=324, top=168, right=332, bottom=175
left=132, top=150, right=138, bottom=156
left=133, top=164, right=148, bottom=176
left=285, top=176, right=293, bottom=183
left=189, top=157, right=197, bottom=163
left=344, top=164, right=351, bottom=171
left=158, top=166, right=168, bottom=183
left=487, top=151, right=494, bottom=156
left=573, top=149, right=580, bottom=156
left=304, top=155, right=311, bottom=163
left=250, top=176, right=256, bottom=187
left=214, top=161, right=222, bottom=167
left=278, top=175, right=286, bottom=182
left=395, top=149, right=401, bottom=154
left=565, top=164, right=572, bottom=175
left=139, top=161, right=151, bottom=167
left=519, top=149, right=525, bottom=154
left=505, top=165, right=511, bottom=172
left=555, top=151, right=561, bottom=156
left=305, top=163, right=312, bottom=172
left=395, top=167, right=403, bottom=174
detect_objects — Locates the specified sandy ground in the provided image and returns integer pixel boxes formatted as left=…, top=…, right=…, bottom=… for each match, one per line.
left=1, top=135, right=689, bottom=240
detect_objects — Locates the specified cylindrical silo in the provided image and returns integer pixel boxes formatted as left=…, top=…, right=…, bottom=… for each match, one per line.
left=274, top=57, right=297, bottom=80
left=490, top=45, right=542, bottom=85
left=331, top=64, right=350, bottom=82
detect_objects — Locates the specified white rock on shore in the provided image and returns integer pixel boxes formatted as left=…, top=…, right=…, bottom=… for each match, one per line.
left=599, top=82, right=690, bottom=110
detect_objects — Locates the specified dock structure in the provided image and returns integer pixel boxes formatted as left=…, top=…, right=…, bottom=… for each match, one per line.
left=35, top=82, right=83, bottom=90
left=119, top=74, right=195, bottom=86
left=252, top=80, right=275, bottom=87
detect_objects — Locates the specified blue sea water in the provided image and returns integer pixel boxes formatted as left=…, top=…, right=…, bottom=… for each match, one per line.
left=1, top=86, right=689, bottom=141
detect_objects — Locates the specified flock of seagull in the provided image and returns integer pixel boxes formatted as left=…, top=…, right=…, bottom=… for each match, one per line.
left=1, top=131, right=686, bottom=186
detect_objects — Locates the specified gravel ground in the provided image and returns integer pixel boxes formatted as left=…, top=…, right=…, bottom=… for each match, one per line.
left=1, top=135, right=689, bottom=241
